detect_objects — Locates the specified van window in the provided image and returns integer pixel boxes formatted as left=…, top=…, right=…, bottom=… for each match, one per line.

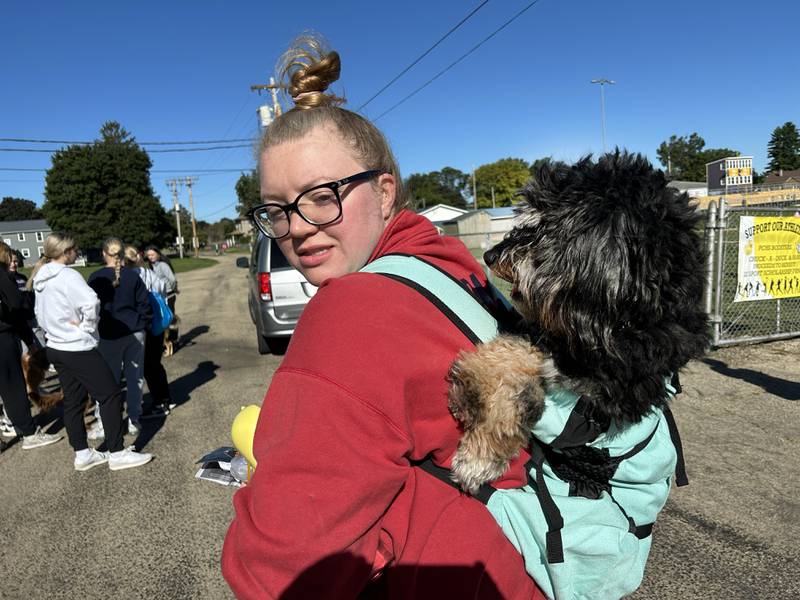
left=270, top=238, right=292, bottom=270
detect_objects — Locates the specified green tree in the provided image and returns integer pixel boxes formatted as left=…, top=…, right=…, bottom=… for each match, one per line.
left=0, top=197, right=42, bottom=221
left=474, top=158, right=531, bottom=208
left=42, top=121, right=173, bottom=248
left=235, top=171, right=261, bottom=216
left=406, top=166, right=469, bottom=209
left=656, top=133, right=737, bottom=181
left=766, top=122, right=800, bottom=173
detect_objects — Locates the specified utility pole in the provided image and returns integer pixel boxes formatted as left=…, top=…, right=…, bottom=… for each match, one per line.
left=166, top=179, right=184, bottom=259
left=491, top=186, right=496, bottom=209
left=183, top=176, right=199, bottom=258
left=251, top=76, right=283, bottom=128
left=472, top=168, right=478, bottom=210
left=590, top=78, right=615, bottom=153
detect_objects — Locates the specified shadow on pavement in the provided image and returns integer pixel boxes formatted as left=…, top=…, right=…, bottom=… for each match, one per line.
left=178, top=325, right=210, bottom=349
left=133, top=360, right=220, bottom=451
left=702, top=357, right=800, bottom=401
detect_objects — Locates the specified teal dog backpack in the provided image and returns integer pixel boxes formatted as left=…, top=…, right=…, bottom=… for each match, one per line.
left=361, top=254, right=688, bottom=600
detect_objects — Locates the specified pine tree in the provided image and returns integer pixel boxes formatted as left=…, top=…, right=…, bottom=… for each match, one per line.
left=766, top=122, right=800, bottom=173
left=43, top=121, right=174, bottom=249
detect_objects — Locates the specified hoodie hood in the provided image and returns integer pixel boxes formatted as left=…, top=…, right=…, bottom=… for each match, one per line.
left=33, top=261, right=68, bottom=291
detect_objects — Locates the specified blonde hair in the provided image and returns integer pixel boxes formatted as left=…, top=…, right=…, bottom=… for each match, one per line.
left=0, top=241, right=13, bottom=270
left=102, top=237, right=125, bottom=287
left=124, top=245, right=144, bottom=268
left=262, top=33, right=409, bottom=211
left=27, top=232, right=76, bottom=288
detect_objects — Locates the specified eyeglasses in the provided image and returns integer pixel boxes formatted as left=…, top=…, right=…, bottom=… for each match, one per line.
left=248, top=170, right=382, bottom=239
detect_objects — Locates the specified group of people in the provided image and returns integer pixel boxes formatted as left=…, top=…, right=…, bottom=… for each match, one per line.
left=0, top=234, right=178, bottom=472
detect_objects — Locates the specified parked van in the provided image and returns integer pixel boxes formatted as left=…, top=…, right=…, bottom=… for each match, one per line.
left=236, top=235, right=317, bottom=354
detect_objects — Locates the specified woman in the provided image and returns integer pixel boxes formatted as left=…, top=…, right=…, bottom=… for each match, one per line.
left=88, top=238, right=152, bottom=436
left=221, top=36, right=545, bottom=599
left=143, top=245, right=178, bottom=350
left=125, top=245, right=174, bottom=418
left=31, top=233, right=152, bottom=471
left=0, top=241, right=63, bottom=448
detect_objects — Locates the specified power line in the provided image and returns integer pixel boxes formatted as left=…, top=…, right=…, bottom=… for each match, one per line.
left=356, top=0, right=490, bottom=112
left=0, top=144, right=252, bottom=153
left=374, top=0, right=543, bottom=122
left=0, top=167, right=253, bottom=173
left=199, top=201, right=237, bottom=220
left=0, top=137, right=254, bottom=145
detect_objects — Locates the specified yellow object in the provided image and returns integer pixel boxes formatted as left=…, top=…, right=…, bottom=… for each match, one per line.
left=231, top=405, right=261, bottom=467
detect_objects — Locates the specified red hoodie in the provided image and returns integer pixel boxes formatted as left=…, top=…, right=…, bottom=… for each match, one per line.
left=222, top=210, right=544, bottom=599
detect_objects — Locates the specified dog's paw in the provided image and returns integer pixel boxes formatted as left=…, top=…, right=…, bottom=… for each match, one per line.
left=447, top=335, right=548, bottom=492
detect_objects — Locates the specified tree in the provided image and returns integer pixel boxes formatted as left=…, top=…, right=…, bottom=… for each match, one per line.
left=766, top=122, right=800, bottom=173
left=405, top=167, right=469, bottom=209
left=656, top=133, right=737, bottom=182
left=43, top=121, right=173, bottom=249
left=235, top=171, right=261, bottom=216
left=0, top=197, right=42, bottom=221
left=474, top=158, right=531, bottom=208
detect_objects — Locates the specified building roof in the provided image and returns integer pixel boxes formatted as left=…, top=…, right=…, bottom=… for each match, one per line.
left=666, top=180, right=707, bottom=191
left=482, top=206, right=517, bottom=218
left=0, top=219, right=51, bottom=234
left=417, top=203, right=469, bottom=217
left=705, top=155, right=753, bottom=166
left=763, top=169, right=800, bottom=184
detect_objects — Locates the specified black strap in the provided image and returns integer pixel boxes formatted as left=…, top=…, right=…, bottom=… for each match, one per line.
left=662, top=403, right=688, bottom=487
left=634, top=522, right=654, bottom=539
left=415, top=458, right=497, bottom=505
left=528, top=445, right=565, bottom=564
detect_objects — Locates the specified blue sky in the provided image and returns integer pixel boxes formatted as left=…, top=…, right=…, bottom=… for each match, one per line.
left=2, top=0, right=798, bottom=221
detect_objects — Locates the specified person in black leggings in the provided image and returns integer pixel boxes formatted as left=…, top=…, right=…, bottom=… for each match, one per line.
left=0, top=241, right=62, bottom=450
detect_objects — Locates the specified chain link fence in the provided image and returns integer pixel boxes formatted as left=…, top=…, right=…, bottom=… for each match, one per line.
left=705, top=198, right=800, bottom=347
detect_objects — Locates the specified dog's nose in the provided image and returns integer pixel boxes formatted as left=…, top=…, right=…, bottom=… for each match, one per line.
left=483, top=247, right=500, bottom=267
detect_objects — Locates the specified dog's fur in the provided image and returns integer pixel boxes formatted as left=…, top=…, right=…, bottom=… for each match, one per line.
left=21, top=347, right=63, bottom=411
left=448, top=151, right=709, bottom=493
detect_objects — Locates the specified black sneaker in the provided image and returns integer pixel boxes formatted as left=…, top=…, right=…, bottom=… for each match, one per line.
left=140, top=405, right=170, bottom=420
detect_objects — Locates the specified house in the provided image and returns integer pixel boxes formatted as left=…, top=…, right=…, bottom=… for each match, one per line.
left=666, top=180, right=708, bottom=198
left=0, top=219, right=52, bottom=264
left=417, top=204, right=469, bottom=226
left=706, top=156, right=753, bottom=194
left=438, top=205, right=518, bottom=252
left=763, top=169, right=800, bottom=186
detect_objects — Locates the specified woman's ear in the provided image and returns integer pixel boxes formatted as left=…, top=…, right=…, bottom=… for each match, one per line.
left=378, top=173, right=396, bottom=220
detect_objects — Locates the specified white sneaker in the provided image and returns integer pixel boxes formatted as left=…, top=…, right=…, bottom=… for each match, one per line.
left=0, top=418, right=16, bottom=438
left=108, top=447, right=153, bottom=471
left=127, top=419, right=140, bottom=436
left=74, top=449, right=110, bottom=471
left=87, top=422, right=105, bottom=440
left=21, top=427, right=64, bottom=450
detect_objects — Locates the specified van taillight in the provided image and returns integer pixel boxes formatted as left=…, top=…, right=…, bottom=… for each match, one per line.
left=258, top=272, right=272, bottom=301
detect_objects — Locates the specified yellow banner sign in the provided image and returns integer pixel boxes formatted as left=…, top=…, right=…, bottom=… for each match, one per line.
left=736, top=216, right=800, bottom=302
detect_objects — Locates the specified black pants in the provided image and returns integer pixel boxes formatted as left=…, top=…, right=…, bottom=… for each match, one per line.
left=143, top=331, right=171, bottom=405
left=47, top=347, right=124, bottom=453
left=0, top=331, right=37, bottom=436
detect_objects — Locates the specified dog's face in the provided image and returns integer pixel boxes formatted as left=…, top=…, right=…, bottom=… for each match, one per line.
left=485, top=152, right=709, bottom=421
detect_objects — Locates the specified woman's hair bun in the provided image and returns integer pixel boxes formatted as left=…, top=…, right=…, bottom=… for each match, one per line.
left=278, top=33, right=346, bottom=110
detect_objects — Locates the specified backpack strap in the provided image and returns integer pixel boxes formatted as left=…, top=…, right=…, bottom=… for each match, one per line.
left=360, top=254, right=500, bottom=345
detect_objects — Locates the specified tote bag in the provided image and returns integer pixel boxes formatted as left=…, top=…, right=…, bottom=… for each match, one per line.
left=148, top=291, right=173, bottom=336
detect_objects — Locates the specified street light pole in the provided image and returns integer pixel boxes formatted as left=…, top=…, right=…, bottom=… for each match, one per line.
left=590, top=78, right=615, bottom=153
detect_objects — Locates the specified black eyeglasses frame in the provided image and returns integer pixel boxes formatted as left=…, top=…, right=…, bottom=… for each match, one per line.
left=247, top=169, right=383, bottom=239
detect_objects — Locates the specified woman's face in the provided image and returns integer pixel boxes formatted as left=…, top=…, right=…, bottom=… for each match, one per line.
left=259, top=125, right=396, bottom=286
left=9, top=255, right=19, bottom=272
left=145, top=249, right=159, bottom=264
left=64, top=247, right=78, bottom=265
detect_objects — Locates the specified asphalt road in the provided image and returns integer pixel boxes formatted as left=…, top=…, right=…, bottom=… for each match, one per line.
left=1, top=253, right=798, bottom=599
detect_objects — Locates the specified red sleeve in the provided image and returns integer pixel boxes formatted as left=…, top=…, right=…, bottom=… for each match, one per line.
left=222, top=368, right=412, bottom=599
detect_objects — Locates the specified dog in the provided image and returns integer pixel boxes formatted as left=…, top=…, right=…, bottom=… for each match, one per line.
left=163, top=315, right=180, bottom=357
left=21, top=346, right=63, bottom=412
left=447, top=150, right=709, bottom=493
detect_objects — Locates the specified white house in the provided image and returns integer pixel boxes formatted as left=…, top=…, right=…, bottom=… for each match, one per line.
left=417, top=204, right=470, bottom=225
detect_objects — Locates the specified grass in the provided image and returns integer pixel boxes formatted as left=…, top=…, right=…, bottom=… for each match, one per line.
left=19, top=257, right=216, bottom=280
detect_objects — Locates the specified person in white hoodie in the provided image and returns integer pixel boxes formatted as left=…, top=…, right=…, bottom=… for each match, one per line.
left=31, top=233, right=152, bottom=471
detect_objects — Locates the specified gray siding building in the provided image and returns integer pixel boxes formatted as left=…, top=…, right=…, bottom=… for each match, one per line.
left=0, top=219, right=52, bottom=264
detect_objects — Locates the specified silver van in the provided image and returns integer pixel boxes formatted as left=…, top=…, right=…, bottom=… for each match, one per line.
left=236, top=235, right=317, bottom=354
